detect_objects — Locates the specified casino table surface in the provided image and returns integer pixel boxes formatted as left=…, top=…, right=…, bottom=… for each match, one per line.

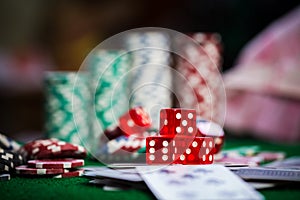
left=1, top=136, right=300, bottom=200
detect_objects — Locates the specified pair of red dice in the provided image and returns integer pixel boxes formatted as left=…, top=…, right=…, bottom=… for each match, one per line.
left=146, top=108, right=215, bottom=165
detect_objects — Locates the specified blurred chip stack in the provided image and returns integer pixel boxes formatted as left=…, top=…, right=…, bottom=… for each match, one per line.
left=44, top=72, right=92, bottom=148
left=191, top=33, right=223, bottom=69
left=174, top=33, right=225, bottom=124
left=125, top=31, right=173, bottom=130
left=88, top=50, right=130, bottom=139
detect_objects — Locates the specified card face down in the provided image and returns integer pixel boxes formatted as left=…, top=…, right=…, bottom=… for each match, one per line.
left=233, top=167, right=300, bottom=182
left=84, top=167, right=143, bottom=182
left=136, top=165, right=264, bottom=200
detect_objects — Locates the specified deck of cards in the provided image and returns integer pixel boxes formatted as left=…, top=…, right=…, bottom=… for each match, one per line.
left=83, top=156, right=300, bottom=199
left=83, top=164, right=264, bottom=199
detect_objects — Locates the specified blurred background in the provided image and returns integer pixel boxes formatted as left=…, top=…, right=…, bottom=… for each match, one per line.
left=0, top=0, right=299, bottom=141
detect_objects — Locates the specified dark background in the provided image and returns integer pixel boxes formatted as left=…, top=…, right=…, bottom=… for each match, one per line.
left=0, top=0, right=299, bottom=139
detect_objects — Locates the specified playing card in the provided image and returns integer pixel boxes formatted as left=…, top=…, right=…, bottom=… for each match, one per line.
left=107, top=163, right=148, bottom=169
left=136, top=165, right=264, bottom=200
left=263, top=156, right=300, bottom=169
left=233, top=167, right=300, bottom=182
left=83, top=166, right=143, bottom=182
left=248, top=182, right=276, bottom=190
left=89, top=178, right=148, bottom=190
left=214, top=155, right=262, bottom=167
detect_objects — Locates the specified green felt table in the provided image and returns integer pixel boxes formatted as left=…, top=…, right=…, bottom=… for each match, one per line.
left=1, top=137, right=300, bottom=200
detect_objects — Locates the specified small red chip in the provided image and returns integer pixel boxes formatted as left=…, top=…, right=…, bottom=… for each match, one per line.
left=27, top=159, right=84, bottom=169
left=19, top=138, right=87, bottom=160
left=52, top=169, right=84, bottom=178
left=16, top=165, right=68, bottom=175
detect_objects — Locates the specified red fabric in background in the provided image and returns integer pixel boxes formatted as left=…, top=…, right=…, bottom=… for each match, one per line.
left=224, top=6, right=300, bottom=142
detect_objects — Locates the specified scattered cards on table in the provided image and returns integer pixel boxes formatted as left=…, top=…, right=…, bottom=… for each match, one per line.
left=83, top=164, right=264, bottom=199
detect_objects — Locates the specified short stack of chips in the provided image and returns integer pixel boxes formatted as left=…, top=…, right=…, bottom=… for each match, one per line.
left=17, top=138, right=86, bottom=178
left=0, top=133, right=24, bottom=181
left=125, top=31, right=173, bottom=130
left=174, top=33, right=225, bottom=124
left=146, top=108, right=215, bottom=165
left=96, top=107, right=155, bottom=163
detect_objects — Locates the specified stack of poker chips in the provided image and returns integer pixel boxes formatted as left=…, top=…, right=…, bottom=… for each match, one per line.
left=44, top=72, right=93, bottom=150
left=174, top=33, right=225, bottom=124
left=125, top=31, right=173, bottom=130
left=0, top=133, right=24, bottom=181
left=17, top=138, right=86, bottom=178
left=88, top=50, right=130, bottom=132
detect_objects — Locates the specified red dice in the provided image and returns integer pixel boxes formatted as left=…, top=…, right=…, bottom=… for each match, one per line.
left=104, top=107, right=151, bottom=138
left=146, top=136, right=214, bottom=165
left=146, top=108, right=215, bottom=165
left=159, top=108, right=197, bottom=137
left=103, top=107, right=151, bottom=140
left=196, top=119, right=224, bottom=154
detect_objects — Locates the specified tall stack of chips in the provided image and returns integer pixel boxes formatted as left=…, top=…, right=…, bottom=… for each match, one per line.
left=44, top=72, right=92, bottom=149
left=174, top=33, right=225, bottom=124
left=88, top=50, right=130, bottom=134
left=125, top=31, right=173, bottom=130
left=191, top=33, right=223, bottom=69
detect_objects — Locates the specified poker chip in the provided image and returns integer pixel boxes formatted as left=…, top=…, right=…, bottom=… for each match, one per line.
left=15, top=165, right=68, bottom=175
left=19, top=138, right=87, bottom=160
left=27, top=159, right=84, bottom=169
left=0, top=163, right=11, bottom=172
left=0, top=133, right=21, bottom=152
left=0, top=173, right=10, bottom=181
left=0, top=157, right=14, bottom=169
left=0, top=148, right=24, bottom=171
left=52, top=169, right=84, bottom=178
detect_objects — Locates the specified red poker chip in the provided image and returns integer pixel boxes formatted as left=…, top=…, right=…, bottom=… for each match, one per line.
left=20, top=138, right=87, bottom=160
left=31, top=143, right=81, bottom=155
left=52, top=169, right=84, bottom=178
left=36, top=150, right=86, bottom=159
left=27, top=159, right=84, bottom=169
left=16, top=165, right=68, bottom=175
left=33, top=141, right=85, bottom=154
